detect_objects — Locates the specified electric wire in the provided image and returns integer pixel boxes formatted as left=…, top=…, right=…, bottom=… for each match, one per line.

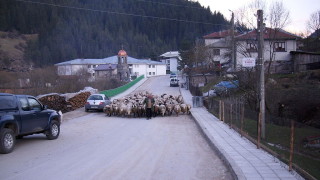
left=135, top=0, right=205, bottom=10
left=14, top=0, right=229, bottom=27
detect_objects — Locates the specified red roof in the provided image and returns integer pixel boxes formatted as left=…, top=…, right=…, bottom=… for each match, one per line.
left=203, top=30, right=240, bottom=39
left=236, top=28, right=300, bottom=40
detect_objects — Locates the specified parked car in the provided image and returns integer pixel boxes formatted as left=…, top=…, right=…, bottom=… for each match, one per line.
left=170, top=78, right=179, bottom=87
left=85, top=94, right=111, bottom=112
left=170, top=73, right=177, bottom=79
left=0, top=93, right=61, bottom=154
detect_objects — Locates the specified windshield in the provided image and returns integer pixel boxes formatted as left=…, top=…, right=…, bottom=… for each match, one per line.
left=88, top=95, right=103, bottom=100
left=0, top=95, right=17, bottom=110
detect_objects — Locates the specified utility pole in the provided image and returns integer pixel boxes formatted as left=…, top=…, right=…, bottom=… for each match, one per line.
left=230, top=11, right=236, bottom=71
left=257, top=10, right=266, bottom=139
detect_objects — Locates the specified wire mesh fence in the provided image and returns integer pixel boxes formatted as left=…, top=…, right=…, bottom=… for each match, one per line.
left=204, top=97, right=320, bottom=180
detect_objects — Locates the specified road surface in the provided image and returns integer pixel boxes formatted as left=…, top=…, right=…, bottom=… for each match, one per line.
left=0, top=75, right=232, bottom=180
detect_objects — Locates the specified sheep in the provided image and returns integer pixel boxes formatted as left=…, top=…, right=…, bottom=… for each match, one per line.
left=103, top=92, right=190, bottom=118
left=186, top=104, right=191, bottom=114
left=103, top=105, right=113, bottom=117
left=159, top=104, right=166, bottom=116
left=174, top=104, right=181, bottom=116
left=180, top=104, right=188, bottom=114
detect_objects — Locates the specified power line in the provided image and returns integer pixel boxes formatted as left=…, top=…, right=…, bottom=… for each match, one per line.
left=136, top=0, right=205, bottom=10
left=14, top=0, right=229, bottom=27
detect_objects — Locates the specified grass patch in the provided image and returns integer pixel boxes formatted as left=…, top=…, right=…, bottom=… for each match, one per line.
left=240, top=117, right=320, bottom=179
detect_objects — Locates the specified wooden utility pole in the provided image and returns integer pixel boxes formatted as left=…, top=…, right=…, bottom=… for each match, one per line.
left=230, top=11, right=236, bottom=71
left=289, top=120, right=295, bottom=171
left=257, top=10, right=266, bottom=139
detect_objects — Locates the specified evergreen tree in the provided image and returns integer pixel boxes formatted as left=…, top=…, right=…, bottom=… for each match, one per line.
left=0, top=0, right=229, bottom=66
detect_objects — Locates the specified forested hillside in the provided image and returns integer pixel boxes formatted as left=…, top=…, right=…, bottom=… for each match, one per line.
left=0, top=0, right=229, bottom=66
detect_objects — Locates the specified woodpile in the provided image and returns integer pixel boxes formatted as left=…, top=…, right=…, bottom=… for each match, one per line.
left=68, top=92, right=91, bottom=111
left=38, top=94, right=68, bottom=113
left=38, top=92, right=91, bottom=113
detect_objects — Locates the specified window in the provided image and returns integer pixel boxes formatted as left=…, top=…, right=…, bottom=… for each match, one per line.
left=152, top=65, right=155, bottom=68
left=213, top=49, right=220, bottom=55
left=134, top=64, right=139, bottom=68
left=0, top=95, right=16, bottom=110
left=153, top=72, right=155, bottom=75
left=28, top=98, right=42, bottom=111
left=87, top=65, right=91, bottom=68
left=247, top=42, right=257, bottom=52
left=274, top=42, right=286, bottom=52
left=149, top=65, right=151, bottom=68
left=149, top=72, right=151, bottom=75
left=19, top=97, right=29, bottom=111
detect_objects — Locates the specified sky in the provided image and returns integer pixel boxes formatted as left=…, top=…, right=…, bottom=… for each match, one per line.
left=197, top=0, right=320, bottom=35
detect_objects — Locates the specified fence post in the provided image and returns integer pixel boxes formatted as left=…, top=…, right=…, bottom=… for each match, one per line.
left=289, top=120, right=295, bottom=171
left=222, top=101, right=225, bottom=122
left=219, top=100, right=222, bottom=121
left=230, top=104, right=233, bottom=129
left=241, top=104, right=244, bottom=137
left=257, top=111, right=261, bottom=149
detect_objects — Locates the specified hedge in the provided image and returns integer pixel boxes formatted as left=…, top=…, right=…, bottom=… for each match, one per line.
left=100, top=75, right=144, bottom=97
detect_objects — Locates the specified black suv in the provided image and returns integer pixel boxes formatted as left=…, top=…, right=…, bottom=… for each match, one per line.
left=0, top=93, right=61, bottom=154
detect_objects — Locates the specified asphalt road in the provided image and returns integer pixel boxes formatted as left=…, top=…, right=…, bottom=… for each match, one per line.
left=0, top=76, right=233, bottom=180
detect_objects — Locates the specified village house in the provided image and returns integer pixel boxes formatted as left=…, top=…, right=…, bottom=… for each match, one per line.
left=203, top=28, right=301, bottom=73
left=55, top=49, right=166, bottom=80
left=159, top=51, right=181, bottom=74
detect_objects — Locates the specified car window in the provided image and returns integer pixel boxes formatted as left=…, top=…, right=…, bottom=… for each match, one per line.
left=28, top=98, right=42, bottom=111
left=0, top=95, right=17, bottom=110
left=88, top=95, right=103, bottom=100
left=19, top=97, right=30, bottom=111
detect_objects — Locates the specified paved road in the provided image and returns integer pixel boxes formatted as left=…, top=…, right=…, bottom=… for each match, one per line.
left=0, top=76, right=232, bottom=180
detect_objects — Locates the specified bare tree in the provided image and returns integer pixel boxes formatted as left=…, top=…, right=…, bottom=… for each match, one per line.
left=235, top=0, right=291, bottom=75
left=307, top=10, right=320, bottom=37
left=235, top=0, right=267, bottom=29
left=266, top=0, right=291, bottom=75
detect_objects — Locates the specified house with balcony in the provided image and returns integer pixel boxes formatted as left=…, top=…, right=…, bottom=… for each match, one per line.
left=203, top=28, right=301, bottom=73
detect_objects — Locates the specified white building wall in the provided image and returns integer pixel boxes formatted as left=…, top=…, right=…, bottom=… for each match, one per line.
left=236, top=40, right=296, bottom=67
left=205, top=39, right=221, bottom=46
left=156, top=64, right=167, bottom=76
left=131, top=64, right=148, bottom=77
left=169, top=58, right=178, bottom=73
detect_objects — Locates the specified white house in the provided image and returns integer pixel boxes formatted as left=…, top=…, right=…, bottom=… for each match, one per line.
left=159, top=51, right=181, bottom=74
left=235, top=28, right=300, bottom=67
left=203, top=30, right=239, bottom=65
left=203, top=28, right=300, bottom=71
left=55, top=49, right=166, bottom=79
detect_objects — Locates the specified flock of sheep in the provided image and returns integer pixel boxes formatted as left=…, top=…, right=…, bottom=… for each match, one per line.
left=103, top=91, right=191, bottom=118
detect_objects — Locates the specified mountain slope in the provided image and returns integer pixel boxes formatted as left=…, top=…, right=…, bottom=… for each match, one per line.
left=0, top=0, right=229, bottom=66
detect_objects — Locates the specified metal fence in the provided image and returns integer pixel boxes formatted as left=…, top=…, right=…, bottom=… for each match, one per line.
left=100, top=75, right=144, bottom=97
left=204, top=97, right=320, bottom=180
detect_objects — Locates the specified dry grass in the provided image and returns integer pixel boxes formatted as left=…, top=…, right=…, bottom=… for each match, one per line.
left=0, top=31, right=37, bottom=60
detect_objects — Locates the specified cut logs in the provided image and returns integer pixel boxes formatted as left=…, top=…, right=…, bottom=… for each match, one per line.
left=38, top=92, right=91, bottom=113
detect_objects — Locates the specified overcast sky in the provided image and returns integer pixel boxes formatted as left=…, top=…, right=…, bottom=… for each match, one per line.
left=197, top=0, right=320, bottom=34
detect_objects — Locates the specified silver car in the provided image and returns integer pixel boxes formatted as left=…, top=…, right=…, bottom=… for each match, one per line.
left=85, top=94, right=111, bottom=112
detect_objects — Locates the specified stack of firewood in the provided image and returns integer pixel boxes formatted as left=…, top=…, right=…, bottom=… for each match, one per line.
left=38, top=94, right=68, bottom=113
left=38, top=92, right=91, bottom=113
left=68, top=92, right=91, bottom=111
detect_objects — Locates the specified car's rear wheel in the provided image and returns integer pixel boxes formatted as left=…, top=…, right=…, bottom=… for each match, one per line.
left=0, top=128, right=16, bottom=154
left=46, top=121, right=60, bottom=140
